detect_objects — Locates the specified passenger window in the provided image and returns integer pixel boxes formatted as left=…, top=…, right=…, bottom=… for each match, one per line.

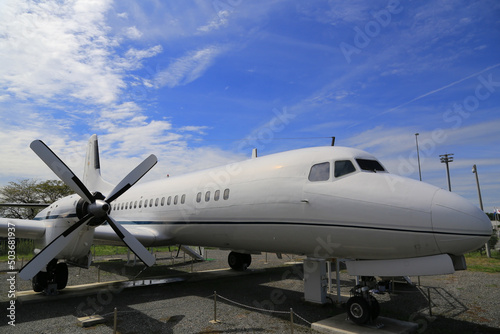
left=214, top=190, right=220, bottom=201
left=196, top=192, right=202, bottom=203
left=223, top=189, right=230, bottom=200
left=308, top=162, right=330, bottom=181
left=334, top=160, right=356, bottom=178
left=205, top=191, right=210, bottom=202
left=125, top=203, right=128, bottom=210
left=161, top=197, right=165, bottom=206
left=356, top=159, right=385, bottom=172
left=174, top=195, right=178, bottom=205
left=138, top=200, right=142, bottom=208
left=155, top=198, right=159, bottom=207
left=181, top=194, right=186, bottom=204
left=167, top=196, right=172, bottom=205
left=149, top=199, right=154, bottom=207
left=134, top=201, right=137, bottom=209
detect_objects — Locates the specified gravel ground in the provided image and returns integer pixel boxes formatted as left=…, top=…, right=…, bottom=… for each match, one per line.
left=0, top=250, right=499, bottom=334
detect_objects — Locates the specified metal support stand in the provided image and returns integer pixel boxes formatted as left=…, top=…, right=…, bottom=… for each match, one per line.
left=303, top=258, right=327, bottom=304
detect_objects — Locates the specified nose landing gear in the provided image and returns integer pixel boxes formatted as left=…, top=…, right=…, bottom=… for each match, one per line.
left=346, top=285, right=380, bottom=325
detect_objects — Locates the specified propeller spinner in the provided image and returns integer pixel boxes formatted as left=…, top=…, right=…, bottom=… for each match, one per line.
left=18, top=140, right=157, bottom=280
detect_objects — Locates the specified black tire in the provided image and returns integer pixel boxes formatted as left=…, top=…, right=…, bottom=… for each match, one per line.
left=228, top=252, right=251, bottom=271
left=242, top=253, right=251, bottom=269
left=32, top=271, right=48, bottom=292
left=346, top=296, right=371, bottom=324
left=369, top=296, right=380, bottom=320
left=55, top=262, right=68, bottom=290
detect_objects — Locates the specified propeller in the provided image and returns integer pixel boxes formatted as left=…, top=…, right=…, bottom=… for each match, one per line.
left=19, top=140, right=157, bottom=280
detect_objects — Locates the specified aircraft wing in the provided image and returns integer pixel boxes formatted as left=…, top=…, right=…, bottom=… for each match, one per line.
left=0, top=218, right=46, bottom=239
left=0, top=203, right=50, bottom=208
left=93, top=223, right=166, bottom=248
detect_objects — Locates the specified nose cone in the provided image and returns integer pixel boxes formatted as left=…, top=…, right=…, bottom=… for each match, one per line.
left=431, top=189, right=492, bottom=255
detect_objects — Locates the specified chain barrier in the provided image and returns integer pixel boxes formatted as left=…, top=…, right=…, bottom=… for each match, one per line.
left=213, top=292, right=312, bottom=326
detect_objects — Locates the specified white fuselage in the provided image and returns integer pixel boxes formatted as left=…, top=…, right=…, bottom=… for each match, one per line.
left=36, top=146, right=492, bottom=262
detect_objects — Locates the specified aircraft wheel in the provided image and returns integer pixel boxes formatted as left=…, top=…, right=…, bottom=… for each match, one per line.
left=369, top=296, right=380, bottom=320
left=56, top=262, right=68, bottom=290
left=32, top=271, right=48, bottom=292
left=228, top=252, right=252, bottom=271
left=346, top=296, right=371, bottom=324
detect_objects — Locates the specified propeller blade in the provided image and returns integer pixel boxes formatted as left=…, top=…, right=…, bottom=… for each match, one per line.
left=105, top=154, right=157, bottom=203
left=106, top=215, right=156, bottom=267
left=30, top=140, right=94, bottom=203
left=18, top=214, right=92, bottom=280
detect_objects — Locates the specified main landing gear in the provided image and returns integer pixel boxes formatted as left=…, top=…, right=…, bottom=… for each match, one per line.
left=228, top=251, right=252, bottom=271
left=346, top=284, right=380, bottom=325
left=32, top=259, right=68, bottom=294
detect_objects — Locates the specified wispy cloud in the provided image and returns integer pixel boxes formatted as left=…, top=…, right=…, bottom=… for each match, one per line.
left=384, top=63, right=500, bottom=114
left=197, top=10, right=230, bottom=33
left=153, top=46, right=224, bottom=88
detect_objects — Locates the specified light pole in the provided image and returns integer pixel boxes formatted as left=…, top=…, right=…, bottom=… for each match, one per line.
left=439, top=153, right=454, bottom=191
left=472, top=165, right=484, bottom=210
left=415, top=133, right=422, bottom=181
left=472, top=164, right=491, bottom=258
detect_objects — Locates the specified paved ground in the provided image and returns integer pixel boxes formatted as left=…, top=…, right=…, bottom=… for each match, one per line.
left=1, top=249, right=500, bottom=333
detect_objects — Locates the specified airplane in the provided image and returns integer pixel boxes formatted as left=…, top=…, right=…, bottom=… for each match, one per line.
left=0, top=134, right=492, bottom=324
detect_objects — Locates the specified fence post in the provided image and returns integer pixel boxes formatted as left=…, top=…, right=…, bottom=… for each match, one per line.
left=209, top=291, right=220, bottom=323
left=290, top=308, right=294, bottom=334
left=427, top=288, right=433, bottom=316
left=113, top=307, right=117, bottom=334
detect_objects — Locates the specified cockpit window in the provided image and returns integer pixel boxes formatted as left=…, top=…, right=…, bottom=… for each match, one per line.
left=334, top=160, right=356, bottom=177
left=356, top=159, right=385, bottom=172
left=308, top=162, right=330, bottom=181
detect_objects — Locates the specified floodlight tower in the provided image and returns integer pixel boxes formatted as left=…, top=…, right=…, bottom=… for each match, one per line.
left=439, top=153, right=454, bottom=191
left=472, top=164, right=490, bottom=258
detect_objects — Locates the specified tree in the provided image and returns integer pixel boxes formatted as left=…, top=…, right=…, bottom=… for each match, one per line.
left=0, top=179, right=73, bottom=219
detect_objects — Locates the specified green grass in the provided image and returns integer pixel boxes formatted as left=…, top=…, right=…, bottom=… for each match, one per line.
left=0, top=241, right=179, bottom=262
left=464, top=250, right=500, bottom=273
left=0, top=239, right=35, bottom=261
left=91, top=245, right=178, bottom=256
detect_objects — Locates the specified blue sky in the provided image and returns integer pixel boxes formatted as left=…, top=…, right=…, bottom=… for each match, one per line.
left=0, top=0, right=499, bottom=212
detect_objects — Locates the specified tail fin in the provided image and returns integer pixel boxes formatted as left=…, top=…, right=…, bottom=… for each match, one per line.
left=83, top=134, right=114, bottom=194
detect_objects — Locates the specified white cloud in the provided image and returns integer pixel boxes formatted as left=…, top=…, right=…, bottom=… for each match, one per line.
left=0, top=0, right=120, bottom=104
left=0, top=0, right=161, bottom=106
left=197, top=10, right=230, bottom=33
left=154, top=46, right=224, bottom=88
left=178, top=126, right=210, bottom=134
left=124, top=26, right=142, bottom=39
